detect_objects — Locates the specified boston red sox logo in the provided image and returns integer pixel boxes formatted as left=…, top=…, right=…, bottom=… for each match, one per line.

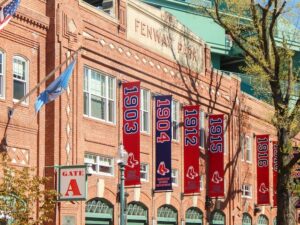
left=212, top=171, right=223, bottom=184
left=186, top=166, right=198, bottom=179
left=157, top=161, right=170, bottom=176
left=127, top=153, right=139, bottom=168
left=259, top=183, right=269, bottom=194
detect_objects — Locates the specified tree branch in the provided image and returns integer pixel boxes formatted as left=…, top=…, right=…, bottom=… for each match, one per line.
left=285, top=152, right=300, bottom=170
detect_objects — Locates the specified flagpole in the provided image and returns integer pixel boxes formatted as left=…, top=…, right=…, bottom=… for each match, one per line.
left=9, top=47, right=82, bottom=117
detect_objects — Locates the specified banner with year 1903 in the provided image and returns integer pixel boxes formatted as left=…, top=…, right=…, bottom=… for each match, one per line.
left=155, top=95, right=172, bottom=191
left=208, top=114, right=224, bottom=198
left=123, top=81, right=140, bottom=186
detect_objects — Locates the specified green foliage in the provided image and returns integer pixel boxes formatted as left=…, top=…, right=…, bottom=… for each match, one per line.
left=0, top=156, right=57, bottom=225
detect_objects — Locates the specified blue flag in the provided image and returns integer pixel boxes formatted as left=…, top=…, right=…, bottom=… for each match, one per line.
left=35, top=60, right=76, bottom=112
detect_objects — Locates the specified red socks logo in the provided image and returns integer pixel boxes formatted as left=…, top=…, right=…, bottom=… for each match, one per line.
left=259, top=183, right=269, bottom=194
left=157, top=161, right=170, bottom=176
left=127, top=153, right=139, bottom=168
left=186, top=166, right=198, bottom=179
left=212, top=171, right=223, bottom=184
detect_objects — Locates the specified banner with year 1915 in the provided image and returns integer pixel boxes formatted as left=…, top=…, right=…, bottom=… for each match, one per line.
left=155, top=95, right=172, bottom=191
left=123, top=81, right=140, bottom=186
left=256, top=134, right=270, bottom=205
left=184, top=105, right=200, bottom=194
left=208, top=114, right=224, bottom=198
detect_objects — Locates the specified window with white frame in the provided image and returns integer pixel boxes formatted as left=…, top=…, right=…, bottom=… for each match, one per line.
left=200, top=175, right=205, bottom=191
left=172, top=169, right=178, bottom=186
left=200, top=111, right=205, bottom=148
left=140, top=89, right=150, bottom=133
left=82, top=0, right=115, bottom=16
left=172, top=100, right=180, bottom=141
left=84, top=67, right=116, bottom=123
left=241, top=184, right=252, bottom=198
left=241, top=134, right=245, bottom=161
left=140, top=163, right=149, bottom=182
left=246, top=136, right=252, bottom=162
left=84, top=153, right=114, bottom=176
left=0, top=51, right=4, bottom=98
left=13, top=56, right=28, bottom=101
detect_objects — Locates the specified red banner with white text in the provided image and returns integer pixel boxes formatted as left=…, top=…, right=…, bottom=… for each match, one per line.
left=123, top=81, right=140, bottom=186
left=256, top=134, right=270, bottom=205
left=183, top=105, right=200, bottom=194
left=273, top=141, right=278, bottom=207
left=208, top=114, right=224, bottom=198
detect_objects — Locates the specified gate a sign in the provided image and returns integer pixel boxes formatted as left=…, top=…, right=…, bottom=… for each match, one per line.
left=58, top=165, right=87, bottom=201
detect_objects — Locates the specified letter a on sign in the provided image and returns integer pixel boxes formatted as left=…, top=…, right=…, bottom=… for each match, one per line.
left=58, top=165, right=87, bottom=201
left=65, top=179, right=82, bottom=196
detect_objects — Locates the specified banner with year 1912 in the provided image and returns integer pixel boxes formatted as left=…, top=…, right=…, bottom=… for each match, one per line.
left=123, top=81, right=140, bottom=186
left=155, top=95, right=172, bottom=191
left=256, top=134, right=270, bottom=205
left=208, top=114, right=224, bottom=198
left=184, top=105, right=200, bottom=194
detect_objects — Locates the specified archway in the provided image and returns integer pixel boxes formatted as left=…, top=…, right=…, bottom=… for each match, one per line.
left=127, top=201, right=148, bottom=225
left=185, top=207, right=203, bottom=225
left=257, top=215, right=269, bottom=225
left=157, top=205, right=178, bottom=225
left=210, top=210, right=225, bottom=225
left=242, top=213, right=252, bottom=225
left=85, top=198, right=113, bottom=225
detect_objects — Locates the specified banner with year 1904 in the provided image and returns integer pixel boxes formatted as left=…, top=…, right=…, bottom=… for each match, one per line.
left=155, top=95, right=172, bottom=191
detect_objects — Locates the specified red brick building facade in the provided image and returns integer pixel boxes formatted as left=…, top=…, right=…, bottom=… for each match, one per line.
left=0, top=0, right=293, bottom=224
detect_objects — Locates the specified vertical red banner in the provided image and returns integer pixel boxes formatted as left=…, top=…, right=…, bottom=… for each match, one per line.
left=256, top=134, right=270, bottom=205
left=123, top=81, right=140, bottom=186
left=183, top=105, right=200, bottom=194
left=273, top=141, right=278, bottom=207
left=208, top=114, right=224, bottom=198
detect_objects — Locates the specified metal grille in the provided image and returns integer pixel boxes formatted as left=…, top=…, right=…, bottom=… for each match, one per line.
left=85, top=198, right=113, bottom=215
left=242, top=213, right=252, bottom=225
left=257, top=215, right=268, bottom=225
left=186, top=207, right=203, bottom=220
left=157, top=205, right=177, bottom=218
left=127, top=203, right=147, bottom=217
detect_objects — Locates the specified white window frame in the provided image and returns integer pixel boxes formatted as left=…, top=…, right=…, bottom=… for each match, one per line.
left=171, top=169, right=178, bottom=186
left=140, top=89, right=150, bottom=134
left=80, top=0, right=116, bottom=17
left=84, top=153, right=114, bottom=176
left=172, top=100, right=180, bottom=141
left=241, top=184, right=252, bottom=199
left=199, top=111, right=205, bottom=149
left=0, top=51, right=5, bottom=99
left=13, top=55, right=29, bottom=103
left=140, top=163, right=149, bottom=182
left=83, top=66, right=116, bottom=124
left=241, top=134, right=245, bottom=161
left=245, top=136, right=252, bottom=163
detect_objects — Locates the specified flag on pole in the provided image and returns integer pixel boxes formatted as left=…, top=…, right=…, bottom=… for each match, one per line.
left=35, top=60, right=76, bottom=112
left=0, top=0, right=20, bottom=31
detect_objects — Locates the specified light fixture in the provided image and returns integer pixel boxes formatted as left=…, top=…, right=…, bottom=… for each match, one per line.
left=117, top=143, right=128, bottom=165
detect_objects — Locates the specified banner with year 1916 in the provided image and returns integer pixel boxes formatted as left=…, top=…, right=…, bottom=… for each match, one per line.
left=155, top=95, right=172, bottom=191
left=256, top=134, right=270, bottom=205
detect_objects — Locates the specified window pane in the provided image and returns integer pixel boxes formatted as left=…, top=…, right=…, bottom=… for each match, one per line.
left=84, top=68, right=89, bottom=91
left=91, top=72, right=101, bottom=96
left=84, top=92, right=89, bottom=115
left=143, top=111, right=149, bottom=131
left=108, top=76, right=114, bottom=99
left=91, top=95, right=105, bottom=119
left=0, top=75, right=2, bottom=97
left=108, top=100, right=114, bottom=122
left=13, top=80, right=25, bottom=100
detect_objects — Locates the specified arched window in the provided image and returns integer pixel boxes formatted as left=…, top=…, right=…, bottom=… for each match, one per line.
left=85, top=198, right=113, bottom=225
left=13, top=56, right=28, bottom=101
left=210, top=210, right=225, bottom=225
left=157, top=205, right=177, bottom=225
left=127, top=202, right=148, bottom=225
left=186, top=207, right=203, bottom=224
left=257, top=215, right=269, bottom=225
left=242, top=213, right=252, bottom=225
left=273, top=217, right=277, bottom=225
left=0, top=51, right=5, bottom=98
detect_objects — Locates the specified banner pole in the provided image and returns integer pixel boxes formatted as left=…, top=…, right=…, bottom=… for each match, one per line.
left=9, top=47, right=82, bottom=116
